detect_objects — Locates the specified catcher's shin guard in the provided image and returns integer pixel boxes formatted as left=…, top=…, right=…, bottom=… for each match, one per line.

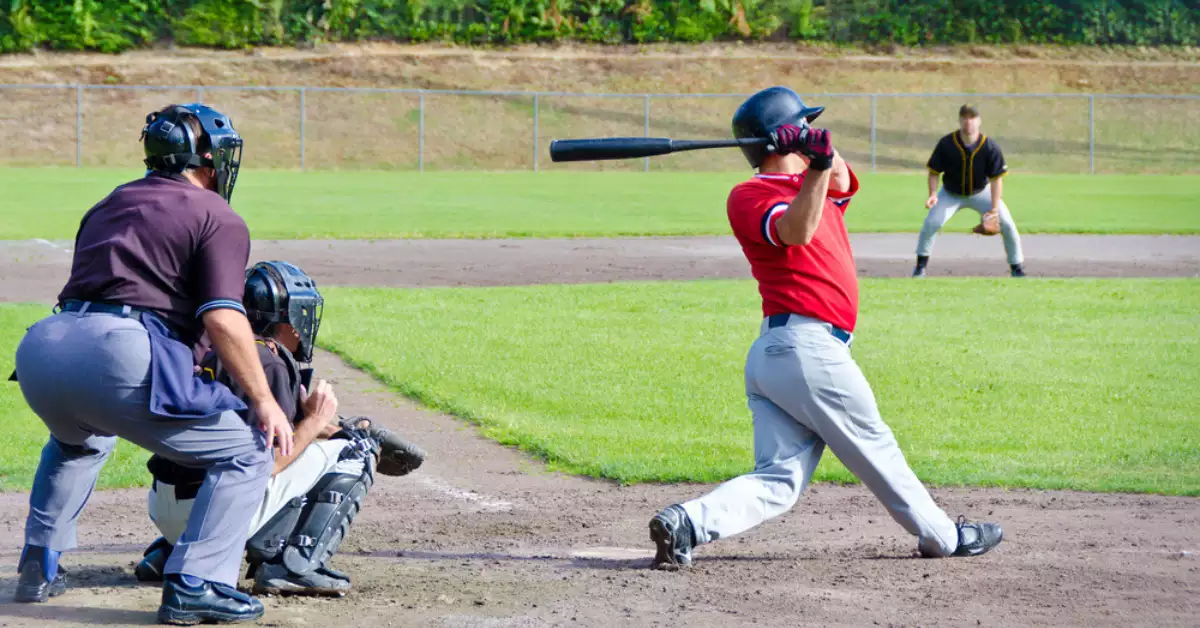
left=279, top=468, right=374, bottom=577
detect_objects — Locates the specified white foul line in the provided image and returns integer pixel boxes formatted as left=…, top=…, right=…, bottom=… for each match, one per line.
left=416, top=476, right=514, bottom=513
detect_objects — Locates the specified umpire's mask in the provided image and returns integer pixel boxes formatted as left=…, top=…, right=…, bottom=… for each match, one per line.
left=244, top=261, right=324, bottom=363
left=141, top=103, right=244, bottom=203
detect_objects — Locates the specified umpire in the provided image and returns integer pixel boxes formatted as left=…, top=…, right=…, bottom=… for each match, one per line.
left=913, top=104, right=1026, bottom=277
left=12, top=104, right=292, bottom=625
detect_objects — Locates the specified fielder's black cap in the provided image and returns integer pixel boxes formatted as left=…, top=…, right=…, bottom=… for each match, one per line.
left=959, top=103, right=980, bottom=118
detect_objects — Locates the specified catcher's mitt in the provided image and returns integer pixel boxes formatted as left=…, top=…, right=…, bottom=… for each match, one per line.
left=972, top=211, right=1001, bottom=236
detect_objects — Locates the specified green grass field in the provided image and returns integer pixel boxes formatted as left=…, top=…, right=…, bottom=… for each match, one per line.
left=2, top=279, right=1197, bottom=494
left=0, top=168, right=1196, bottom=240
left=314, top=279, right=1200, bottom=495
left=0, top=304, right=151, bottom=491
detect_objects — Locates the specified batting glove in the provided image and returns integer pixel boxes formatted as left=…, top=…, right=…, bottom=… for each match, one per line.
left=799, top=128, right=835, bottom=171
left=769, top=123, right=809, bottom=156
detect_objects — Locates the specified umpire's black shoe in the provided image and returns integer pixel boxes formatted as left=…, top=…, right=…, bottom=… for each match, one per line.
left=135, top=537, right=173, bottom=583
left=936, top=516, right=1004, bottom=558
left=14, top=556, right=67, bottom=603
left=157, top=577, right=264, bottom=625
left=649, top=504, right=697, bottom=570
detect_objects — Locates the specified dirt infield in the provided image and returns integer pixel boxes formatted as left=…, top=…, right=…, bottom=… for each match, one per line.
left=1, top=234, right=1198, bottom=627
left=3, top=234, right=1198, bottom=304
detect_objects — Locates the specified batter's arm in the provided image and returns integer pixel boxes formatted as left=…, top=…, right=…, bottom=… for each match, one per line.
left=828, top=150, right=851, bottom=193
left=776, top=168, right=833, bottom=246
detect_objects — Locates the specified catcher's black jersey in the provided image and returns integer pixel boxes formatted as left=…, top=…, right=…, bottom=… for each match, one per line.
left=927, top=131, right=1007, bottom=197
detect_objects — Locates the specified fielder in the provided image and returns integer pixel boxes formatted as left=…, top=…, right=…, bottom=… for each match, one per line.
left=914, top=104, right=1025, bottom=277
left=12, top=104, right=290, bottom=624
left=648, top=86, right=1004, bottom=569
left=134, top=261, right=427, bottom=597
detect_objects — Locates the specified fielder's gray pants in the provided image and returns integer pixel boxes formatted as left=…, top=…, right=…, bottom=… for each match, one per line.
left=916, top=185, right=1024, bottom=265
left=15, top=310, right=272, bottom=587
left=680, top=315, right=960, bottom=557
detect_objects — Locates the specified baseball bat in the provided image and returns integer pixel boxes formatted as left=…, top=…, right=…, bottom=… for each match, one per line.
left=549, top=137, right=770, bottom=163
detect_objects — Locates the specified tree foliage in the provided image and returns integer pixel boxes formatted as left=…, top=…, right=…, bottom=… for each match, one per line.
left=1, top=0, right=1195, bottom=53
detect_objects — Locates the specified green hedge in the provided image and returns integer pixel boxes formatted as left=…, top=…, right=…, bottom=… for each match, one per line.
left=1, top=0, right=1196, bottom=53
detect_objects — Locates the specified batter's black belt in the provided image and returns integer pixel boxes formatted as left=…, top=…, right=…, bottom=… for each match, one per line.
left=767, top=313, right=853, bottom=346
left=59, top=299, right=152, bottom=319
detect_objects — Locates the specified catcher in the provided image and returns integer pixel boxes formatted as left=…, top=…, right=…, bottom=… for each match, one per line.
left=134, top=260, right=427, bottom=597
left=913, top=104, right=1026, bottom=278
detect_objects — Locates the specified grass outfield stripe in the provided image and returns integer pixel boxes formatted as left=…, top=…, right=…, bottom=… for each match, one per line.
left=318, top=279, right=1200, bottom=495
left=0, top=169, right=1197, bottom=239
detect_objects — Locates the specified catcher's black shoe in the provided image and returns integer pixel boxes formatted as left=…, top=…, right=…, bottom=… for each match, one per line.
left=135, top=537, right=173, bottom=583
left=924, top=516, right=1004, bottom=558
left=1010, top=264, right=1026, bottom=278
left=649, top=504, right=697, bottom=570
left=14, top=553, right=67, bottom=603
left=158, top=576, right=264, bottom=625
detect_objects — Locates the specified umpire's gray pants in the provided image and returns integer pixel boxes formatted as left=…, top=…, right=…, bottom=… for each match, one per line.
left=680, top=315, right=960, bottom=557
left=15, top=311, right=272, bottom=587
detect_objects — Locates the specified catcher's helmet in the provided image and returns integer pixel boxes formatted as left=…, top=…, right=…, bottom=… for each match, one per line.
left=732, top=86, right=824, bottom=169
left=244, top=261, right=324, bottom=363
left=140, top=104, right=244, bottom=203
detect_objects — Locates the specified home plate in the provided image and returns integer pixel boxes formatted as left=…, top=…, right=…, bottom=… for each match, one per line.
left=570, top=547, right=655, bottom=560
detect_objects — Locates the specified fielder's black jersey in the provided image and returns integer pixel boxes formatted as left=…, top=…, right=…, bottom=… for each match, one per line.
left=927, top=131, right=1007, bottom=197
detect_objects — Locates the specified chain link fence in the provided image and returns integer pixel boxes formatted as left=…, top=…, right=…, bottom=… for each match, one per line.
left=1, top=84, right=1197, bottom=174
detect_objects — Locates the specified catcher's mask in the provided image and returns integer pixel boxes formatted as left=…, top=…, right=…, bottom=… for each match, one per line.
left=244, top=261, right=323, bottom=363
left=141, top=103, right=243, bottom=203
left=732, top=86, right=825, bottom=169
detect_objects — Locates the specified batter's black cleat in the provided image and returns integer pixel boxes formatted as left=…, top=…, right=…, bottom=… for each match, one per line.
left=1010, top=264, right=1026, bottom=278
left=158, top=576, right=264, bottom=625
left=14, top=555, right=67, bottom=603
left=649, top=504, right=697, bottom=570
left=135, top=537, right=172, bottom=583
left=934, top=516, right=1004, bottom=558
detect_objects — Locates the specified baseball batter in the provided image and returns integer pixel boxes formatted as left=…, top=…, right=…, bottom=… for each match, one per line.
left=914, top=104, right=1025, bottom=277
left=648, top=87, right=1004, bottom=569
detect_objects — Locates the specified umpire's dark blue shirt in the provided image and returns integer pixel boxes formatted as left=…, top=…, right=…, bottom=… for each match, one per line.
left=927, top=131, right=1008, bottom=197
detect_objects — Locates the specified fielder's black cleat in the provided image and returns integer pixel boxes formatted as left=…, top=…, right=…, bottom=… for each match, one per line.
left=649, top=504, right=697, bottom=570
left=939, top=516, right=1004, bottom=558
left=158, top=576, right=264, bottom=625
left=14, top=555, right=67, bottom=603
left=912, top=265, right=927, bottom=278
left=1010, top=264, right=1026, bottom=278
left=135, top=537, right=172, bottom=583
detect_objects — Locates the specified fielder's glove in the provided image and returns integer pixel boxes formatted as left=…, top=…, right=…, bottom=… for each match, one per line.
left=973, top=211, right=1001, bottom=236
left=769, top=124, right=835, bottom=171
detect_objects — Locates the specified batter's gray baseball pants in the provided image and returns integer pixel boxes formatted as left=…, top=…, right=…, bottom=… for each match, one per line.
left=680, top=314, right=960, bottom=557
left=15, top=310, right=272, bottom=587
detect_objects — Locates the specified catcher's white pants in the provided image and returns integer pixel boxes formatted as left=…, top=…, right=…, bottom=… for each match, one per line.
left=149, top=438, right=363, bottom=543
left=916, top=185, right=1023, bottom=265
left=680, top=315, right=960, bottom=557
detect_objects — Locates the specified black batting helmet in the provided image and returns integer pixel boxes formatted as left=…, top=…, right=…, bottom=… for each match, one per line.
left=141, top=103, right=244, bottom=203
left=732, top=86, right=824, bottom=169
left=244, top=261, right=324, bottom=363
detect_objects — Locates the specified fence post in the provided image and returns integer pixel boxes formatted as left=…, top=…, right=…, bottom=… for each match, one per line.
left=643, top=94, right=651, bottom=173
left=75, top=85, right=83, bottom=168
left=533, top=94, right=540, bottom=172
left=1088, top=95, right=1095, bottom=174
left=418, top=92, right=425, bottom=173
left=299, top=87, right=306, bottom=171
left=870, top=94, right=877, bottom=172
left=196, top=87, right=203, bottom=103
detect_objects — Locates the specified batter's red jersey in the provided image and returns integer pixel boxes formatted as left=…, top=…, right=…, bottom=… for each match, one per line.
left=726, top=167, right=861, bottom=331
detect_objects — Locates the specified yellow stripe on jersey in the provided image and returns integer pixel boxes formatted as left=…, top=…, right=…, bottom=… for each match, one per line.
left=968, top=135, right=987, bottom=195
left=951, top=132, right=968, bottom=195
